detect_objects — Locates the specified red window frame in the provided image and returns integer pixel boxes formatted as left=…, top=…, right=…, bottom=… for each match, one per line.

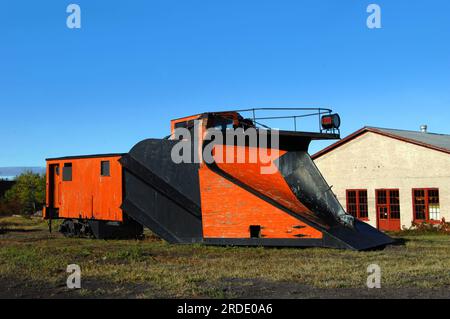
left=346, top=189, right=369, bottom=220
left=412, top=188, right=440, bottom=223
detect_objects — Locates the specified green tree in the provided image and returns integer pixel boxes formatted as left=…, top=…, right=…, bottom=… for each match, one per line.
left=1, top=172, right=46, bottom=215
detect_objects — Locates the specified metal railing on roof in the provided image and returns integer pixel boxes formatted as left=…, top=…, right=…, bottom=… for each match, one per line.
left=228, top=107, right=338, bottom=134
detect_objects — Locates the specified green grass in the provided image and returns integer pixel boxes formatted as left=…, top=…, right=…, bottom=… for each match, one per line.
left=1, top=215, right=450, bottom=298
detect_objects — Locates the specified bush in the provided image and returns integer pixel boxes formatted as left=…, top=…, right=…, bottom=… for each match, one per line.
left=396, top=218, right=450, bottom=236
left=412, top=219, right=450, bottom=233
left=0, top=172, right=46, bottom=216
left=0, top=196, right=22, bottom=216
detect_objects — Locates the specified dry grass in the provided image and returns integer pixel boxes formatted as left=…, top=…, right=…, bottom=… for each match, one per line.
left=1, top=215, right=450, bottom=298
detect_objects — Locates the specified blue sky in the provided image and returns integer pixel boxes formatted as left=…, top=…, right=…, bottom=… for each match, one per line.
left=1, top=0, right=449, bottom=166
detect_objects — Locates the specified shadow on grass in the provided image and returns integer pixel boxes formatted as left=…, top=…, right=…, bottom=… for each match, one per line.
left=390, top=237, right=409, bottom=246
left=0, top=228, right=41, bottom=234
left=0, top=222, right=22, bottom=227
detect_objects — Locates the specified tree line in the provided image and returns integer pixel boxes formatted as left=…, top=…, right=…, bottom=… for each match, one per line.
left=0, top=172, right=46, bottom=216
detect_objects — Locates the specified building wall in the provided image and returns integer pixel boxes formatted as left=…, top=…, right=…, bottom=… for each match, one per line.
left=314, top=132, right=450, bottom=229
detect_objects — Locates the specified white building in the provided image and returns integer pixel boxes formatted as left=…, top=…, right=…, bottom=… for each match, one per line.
left=313, top=126, right=450, bottom=231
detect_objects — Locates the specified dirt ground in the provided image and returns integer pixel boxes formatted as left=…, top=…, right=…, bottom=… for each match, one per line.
left=1, top=276, right=449, bottom=299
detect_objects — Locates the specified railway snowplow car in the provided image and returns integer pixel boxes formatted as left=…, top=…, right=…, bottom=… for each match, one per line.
left=44, top=108, right=394, bottom=250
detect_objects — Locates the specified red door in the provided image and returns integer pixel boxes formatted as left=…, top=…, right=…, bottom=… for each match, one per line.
left=376, top=189, right=401, bottom=231
left=50, top=164, right=61, bottom=209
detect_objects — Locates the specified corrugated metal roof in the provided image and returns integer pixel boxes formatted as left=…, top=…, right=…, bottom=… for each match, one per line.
left=312, top=126, right=450, bottom=159
left=367, top=127, right=450, bottom=152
